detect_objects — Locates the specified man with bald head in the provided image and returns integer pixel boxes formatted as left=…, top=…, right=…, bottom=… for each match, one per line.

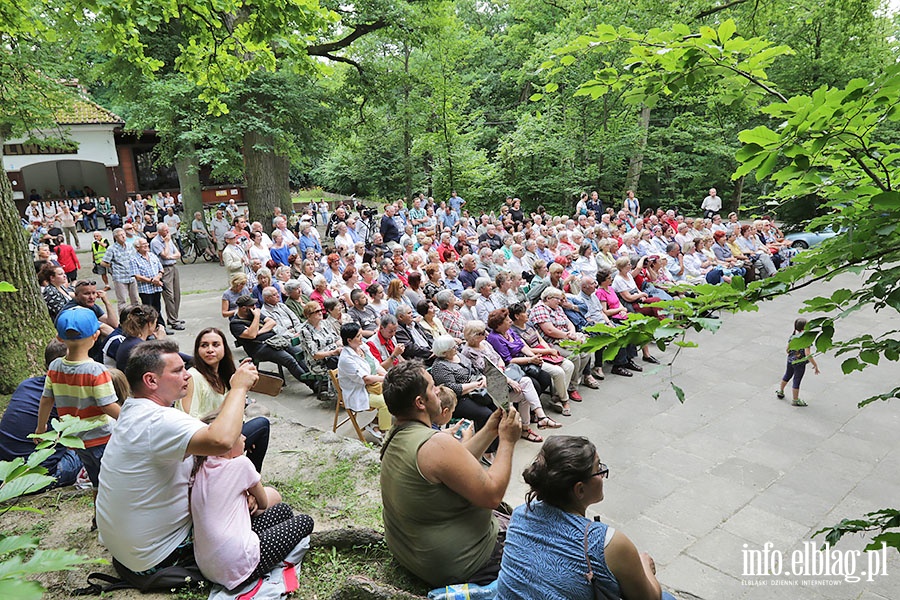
left=150, top=223, right=184, bottom=331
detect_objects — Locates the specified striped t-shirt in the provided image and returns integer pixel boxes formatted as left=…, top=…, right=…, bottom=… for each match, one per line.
left=42, top=358, right=117, bottom=447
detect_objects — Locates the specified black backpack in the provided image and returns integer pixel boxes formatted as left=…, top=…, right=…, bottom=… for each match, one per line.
left=73, top=558, right=205, bottom=595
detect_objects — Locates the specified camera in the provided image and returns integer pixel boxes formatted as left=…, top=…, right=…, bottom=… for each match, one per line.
left=361, top=207, right=377, bottom=219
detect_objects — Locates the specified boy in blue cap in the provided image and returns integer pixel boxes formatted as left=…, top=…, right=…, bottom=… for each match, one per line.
left=36, top=307, right=120, bottom=528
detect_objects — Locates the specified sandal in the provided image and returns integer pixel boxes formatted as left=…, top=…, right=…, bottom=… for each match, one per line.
left=560, top=402, right=571, bottom=417
left=776, top=390, right=785, bottom=399
left=537, top=417, right=562, bottom=429
left=791, top=399, right=808, bottom=407
left=521, top=428, right=543, bottom=443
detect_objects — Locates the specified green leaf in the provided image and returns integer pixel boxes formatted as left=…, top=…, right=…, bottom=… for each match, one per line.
left=0, top=579, right=43, bottom=600
left=866, top=532, right=900, bottom=552
left=717, top=19, right=736, bottom=42
left=528, top=93, right=543, bottom=102
left=559, top=55, right=576, bottom=66
left=0, top=282, right=17, bottom=293
left=872, top=191, right=900, bottom=208
left=841, top=357, right=864, bottom=374
left=0, top=474, right=55, bottom=503
left=544, top=82, right=559, bottom=93
left=859, top=350, right=880, bottom=365
left=0, top=535, right=37, bottom=555
left=738, top=126, right=781, bottom=147
left=671, top=383, right=686, bottom=404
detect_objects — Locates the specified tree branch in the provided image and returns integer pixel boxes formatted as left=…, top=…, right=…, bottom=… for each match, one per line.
left=695, top=0, right=752, bottom=20
left=306, top=20, right=387, bottom=57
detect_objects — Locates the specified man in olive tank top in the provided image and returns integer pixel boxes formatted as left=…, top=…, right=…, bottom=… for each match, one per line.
left=380, top=361, right=522, bottom=587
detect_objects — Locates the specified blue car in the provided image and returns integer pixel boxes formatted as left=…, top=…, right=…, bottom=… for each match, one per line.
left=785, top=225, right=839, bottom=249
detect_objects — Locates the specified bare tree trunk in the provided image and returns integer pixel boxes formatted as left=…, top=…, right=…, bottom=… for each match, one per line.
left=625, top=105, right=651, bottom=193
left=732, top=175, right=744, bottom=215
left=243, top=131, right=290, bottom=234
left=0, top=140, right=57, bottom=393
left=174, top=147, right=202, bottom=220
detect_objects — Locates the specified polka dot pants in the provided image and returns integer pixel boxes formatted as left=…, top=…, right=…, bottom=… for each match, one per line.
left=246, top=503, right=314, bottom=581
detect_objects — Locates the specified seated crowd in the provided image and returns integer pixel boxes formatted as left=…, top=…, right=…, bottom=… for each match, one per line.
left=15, top=190, right=794, bottom=597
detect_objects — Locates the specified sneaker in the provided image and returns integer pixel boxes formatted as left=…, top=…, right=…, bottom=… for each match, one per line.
left=364, top=423, right=383, bottom=440
left=776, top=390, right=785, bottom=399
left=642, top=355, right=660, bottom=364
left=170, top=323, right=186, bottom=331
left=590, top=367, right=605, bottom=380
left=581, top=375, right=600, bottom=389
left=791, top=399, right=808, bottom=407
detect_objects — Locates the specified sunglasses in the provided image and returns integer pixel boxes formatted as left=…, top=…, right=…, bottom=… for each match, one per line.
left=74, top=280, right=97, bottom=288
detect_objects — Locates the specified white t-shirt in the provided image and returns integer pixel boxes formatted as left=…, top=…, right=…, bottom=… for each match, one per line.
left=191, top=455, right=261, bottom=589
left=612, top=273, right=638, bottom=295
left=97, top=397, right=205, bottom=572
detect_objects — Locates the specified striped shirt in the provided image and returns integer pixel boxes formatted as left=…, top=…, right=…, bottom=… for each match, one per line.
left=42, top=358, right=117, bottom=447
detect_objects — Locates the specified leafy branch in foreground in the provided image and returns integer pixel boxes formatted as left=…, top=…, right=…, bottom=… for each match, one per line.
left=813, top=509, right=900, bottom=553
left=550, top=18, right=900, bottom=552
left=0, top=416, right=105, bottom=599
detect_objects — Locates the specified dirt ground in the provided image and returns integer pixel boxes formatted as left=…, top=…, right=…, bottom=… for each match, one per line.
left=3, top=413, right=386, bottom=599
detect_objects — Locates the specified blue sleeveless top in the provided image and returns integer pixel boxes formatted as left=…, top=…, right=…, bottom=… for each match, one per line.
left=496, top=501, right=621, bottom=599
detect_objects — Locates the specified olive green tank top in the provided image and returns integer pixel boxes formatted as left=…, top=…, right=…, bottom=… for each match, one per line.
left=380, top=422, right=499, bottom=586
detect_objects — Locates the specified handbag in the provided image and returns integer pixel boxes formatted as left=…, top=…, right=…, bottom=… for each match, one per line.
left=465, top=388, right=493, bottom=407
left=263, top=334, right=292, bottom=350
left=505, top=363, right=526, bottom=381
left=522, top=363, right=542, bottom=378
left=583, top=522, right=621, bottom=600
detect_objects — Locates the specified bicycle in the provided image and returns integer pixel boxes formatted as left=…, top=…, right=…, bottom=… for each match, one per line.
left=179, top=232, right=218, bottom=264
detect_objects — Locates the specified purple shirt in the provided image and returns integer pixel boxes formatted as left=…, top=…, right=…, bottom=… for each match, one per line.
left=487, top=330, right=525, bottom=363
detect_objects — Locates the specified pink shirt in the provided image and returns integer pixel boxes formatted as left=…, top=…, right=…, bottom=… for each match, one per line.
left=595, top=287, right=625, bottom=321
left=191, top=456, right=261, bottom=589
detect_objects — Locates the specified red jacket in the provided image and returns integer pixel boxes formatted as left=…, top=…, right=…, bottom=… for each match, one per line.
left=55, top=244, right=80, bottom=273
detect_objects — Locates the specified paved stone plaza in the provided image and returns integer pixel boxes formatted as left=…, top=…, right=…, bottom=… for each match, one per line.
left=69, top=231, right=900, bottom=599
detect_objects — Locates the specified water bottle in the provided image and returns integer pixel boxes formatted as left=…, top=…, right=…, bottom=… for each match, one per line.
left=427, top=579, right=498, bottom=600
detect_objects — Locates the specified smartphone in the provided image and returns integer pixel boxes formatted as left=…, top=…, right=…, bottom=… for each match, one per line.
left=453, top=419, right=472, bottom=440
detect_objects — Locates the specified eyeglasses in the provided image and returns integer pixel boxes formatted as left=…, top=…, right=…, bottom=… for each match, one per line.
left=475, top=331, right=486, bottom=337
left=590, top=463, right=610, bottom=479
left=74, top=280, right=97, bottom=288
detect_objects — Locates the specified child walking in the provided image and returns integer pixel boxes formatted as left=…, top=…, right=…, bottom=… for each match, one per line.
left=777, top=318, right=820, bottom=407
left=190, top=421, right=314, bottom=590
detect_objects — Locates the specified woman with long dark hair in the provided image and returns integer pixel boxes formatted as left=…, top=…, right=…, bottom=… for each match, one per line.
left=181, top=327, right=271, bottom=472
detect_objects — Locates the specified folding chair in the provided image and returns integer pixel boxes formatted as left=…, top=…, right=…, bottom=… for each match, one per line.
left=329, top=369, right=377, bottom=443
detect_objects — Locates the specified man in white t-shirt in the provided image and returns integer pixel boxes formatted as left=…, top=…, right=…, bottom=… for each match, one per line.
left=701, top=187, right=722, bottom=218
left=96, top=339, right=258, bottom=575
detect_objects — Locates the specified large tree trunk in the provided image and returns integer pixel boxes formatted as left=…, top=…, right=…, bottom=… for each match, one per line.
left=174, top=147, right=203, bottom=220
left=243, top=131, right=290, bottom=234
left=625, top=105, right=651, bottom=193
left=0, top=142, right=57, bottom=393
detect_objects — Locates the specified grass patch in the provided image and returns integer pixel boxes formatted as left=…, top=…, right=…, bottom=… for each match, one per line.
left=296, top=542, right=429, bottom=599
left=273, top=454, right=383, bottom=530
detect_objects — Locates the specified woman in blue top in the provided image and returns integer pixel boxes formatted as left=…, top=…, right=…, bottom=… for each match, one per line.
left=497, top=436, right=672, bottom=600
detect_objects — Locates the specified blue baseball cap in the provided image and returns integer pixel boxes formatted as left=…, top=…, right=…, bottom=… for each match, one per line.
left=56, top=307, right=100, bottom=340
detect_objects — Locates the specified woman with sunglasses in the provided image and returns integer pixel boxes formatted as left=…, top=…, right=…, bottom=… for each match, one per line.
left=497, top=436, right=670, bottom=600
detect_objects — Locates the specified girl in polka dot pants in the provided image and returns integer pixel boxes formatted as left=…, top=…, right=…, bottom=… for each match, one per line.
left=191, top=432, right=315, bottom=589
